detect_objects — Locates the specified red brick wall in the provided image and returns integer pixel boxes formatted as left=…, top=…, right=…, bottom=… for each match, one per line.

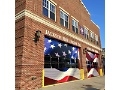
left=15, top=0, right=26, bottom=14
left=15, top=16, right=25, bottom=90
left=25, top=0, right=101, bottom=46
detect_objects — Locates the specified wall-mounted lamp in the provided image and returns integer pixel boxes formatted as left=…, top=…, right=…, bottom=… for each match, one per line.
left=101, top=55, right=105, bottom=59
left=33, top=30, right=41, bottom=43
left=83, top=48, right=87, bottom=54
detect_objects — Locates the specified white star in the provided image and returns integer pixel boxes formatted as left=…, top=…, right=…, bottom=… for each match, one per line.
left=48, top=39, right=52, bottom=43
left=71, top=56, right=74, bottom=59
left=58, top=43, right=62, bottom=48
left=75, top=50, right=77, bottom=53
left=55, top=53, right=60, bottom=57
left=72, top=47, right=75, bottom=51
left=50, top=44, right=55, bottom=49
left=68, top=50, right=71, bottom=54
left=64, top=44, right=67, bottom=47
left=44, top=47, right=47, bottom=52
left=62, top=51, right=67, bottom=56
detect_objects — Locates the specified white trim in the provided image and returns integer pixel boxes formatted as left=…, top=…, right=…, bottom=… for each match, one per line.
left=80, top=0, right=90, bottom=15
left=80, top=1, right=100, bottom=29
left=59, top=6, right=70, bottom=15
left=95, top=34, right=98, bottom=41
left=71, top=16, right=79, bottom=22
left=49, top=0, right=57, bottom=5
left=15, top=10, right=101, bottom=50
left=15, top=10, right=25, bottom=20
left=83, top=25, right=89, bottom=30
left=60, top=10, right=69, bottom=29
left=43, top=0, right=56, bottom=22
left=91, top=20, right=100, bottom=29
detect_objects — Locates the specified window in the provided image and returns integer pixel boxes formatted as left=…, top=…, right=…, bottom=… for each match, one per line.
left=90, top=31, right=94, bottom=42
left=51, top=56, right=59, bottom=68
left=86, top=61, right=92, bottom=68
left=59, top=56, right=66, bottom=68
left=70, top=58, right=79, bottom=68
left=87, top=31, right=90, bottom=40
left=90, top=31, right=92, bottom=42
left=84, top=28, right=89, bottom=39
left=95, top=34, right=99, bottom=45
left=44, top=55, right=79, bottom=68
left=72, top=19, right=78, bottom=33
left=92, top=33, right=95, bottom=43
left=43, top=0, right=55, bottom=20
left=44, top=55, right=51, bottom=68
left=60, top=10, right=69, bottom=28
left=92, top=62, right=98, bottom=68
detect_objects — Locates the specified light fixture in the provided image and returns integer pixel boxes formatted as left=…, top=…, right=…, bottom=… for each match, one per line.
left=83, top=48, right=87, bottom=54
left=33, top=30, right=41, bottom=43
left=101, top=55, right=105, bottom=59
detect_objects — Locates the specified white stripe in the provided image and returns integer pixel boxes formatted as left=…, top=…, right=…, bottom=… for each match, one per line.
left=87, top=68, right=99, bottom=77
left=44, top=68, right=80, bottom=80
left=87, top=52, right=94, bottom=59
left=86, top=58, right=89, bottom=61
left=93, top=57, right=99, bottom=62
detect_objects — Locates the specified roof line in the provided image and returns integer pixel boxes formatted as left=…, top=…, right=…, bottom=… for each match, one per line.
left=91, top=20, right=100, bottom=29
left=80, top=0, right=90, bottom=15
left=80, top=0, right=100, bottom=29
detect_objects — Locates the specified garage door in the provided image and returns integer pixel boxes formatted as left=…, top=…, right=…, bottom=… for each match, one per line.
left=86, top=51, right=99, bottom=78
left=44, top=37, right=80, bottom=85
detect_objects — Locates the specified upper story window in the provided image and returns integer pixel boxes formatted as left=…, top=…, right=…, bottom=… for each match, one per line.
left=92, top=33, right=95, bottom=43
left=95, top=34, right=99, bottom=45
left=87, top=30, right=90, bottom=39
left=84, top=28, right=89, bottom=39
left=72, top=19, right=78, bottom=33
left=60, top=10, right=69, bottom=28
left=90, top=31, right=94, bottom=42
left=43, top=0, right=56, bottom=21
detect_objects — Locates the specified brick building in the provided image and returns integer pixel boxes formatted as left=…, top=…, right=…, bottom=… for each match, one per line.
left=15, top=0, right=102, bottom=90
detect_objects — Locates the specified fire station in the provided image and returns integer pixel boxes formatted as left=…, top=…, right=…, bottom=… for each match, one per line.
left=15, top=0, right=102, bottom=90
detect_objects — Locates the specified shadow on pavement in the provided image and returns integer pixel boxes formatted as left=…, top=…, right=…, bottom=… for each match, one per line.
left=81, top=85, right=100, bottom=90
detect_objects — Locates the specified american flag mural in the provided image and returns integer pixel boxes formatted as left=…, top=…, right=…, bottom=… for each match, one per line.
left=44, top=37, right=80, bottom=85
left=86, top=51, right=99, bottom=78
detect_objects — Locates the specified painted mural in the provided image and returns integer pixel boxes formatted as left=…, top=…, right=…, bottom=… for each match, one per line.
left=86, top=51, right=99, bottom=78
left=44, top=37, right=80, bottom=85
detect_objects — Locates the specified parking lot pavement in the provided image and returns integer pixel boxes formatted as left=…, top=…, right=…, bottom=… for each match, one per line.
left=38, top=76, right=105, bottom=90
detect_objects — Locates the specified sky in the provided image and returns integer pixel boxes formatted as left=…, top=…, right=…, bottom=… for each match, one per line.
left=82, top=0, right=105, bottom=48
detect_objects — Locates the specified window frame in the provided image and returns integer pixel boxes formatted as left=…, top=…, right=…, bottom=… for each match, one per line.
left=95, top=34, right=99, bottom=45
left=60, top=10, right=69, bottom=28
left=43, top=0, right=56, bottom=21
left=84, top=27, right=89, bottom=39
left=72, top=19, right=78, bottom=34
left=90, top=31, right=95, bottom=42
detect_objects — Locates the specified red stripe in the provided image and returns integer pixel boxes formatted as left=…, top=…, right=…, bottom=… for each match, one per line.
left=88, top=74, right=94, bottom=78
left=57, top=76, right=78, bottom=83
left=44, top=76, right=78, bottom=86
left=86, top=52, right=93, bottom=61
